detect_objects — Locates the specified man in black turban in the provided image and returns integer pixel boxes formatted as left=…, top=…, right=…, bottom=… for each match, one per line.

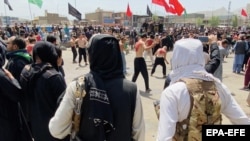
left=49, top=34, right=145, bottom=141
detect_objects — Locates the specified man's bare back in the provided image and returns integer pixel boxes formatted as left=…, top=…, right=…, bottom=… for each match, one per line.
left=155, top=47, right=169, bottom=64
left=155, top=48, right=166, bottom=57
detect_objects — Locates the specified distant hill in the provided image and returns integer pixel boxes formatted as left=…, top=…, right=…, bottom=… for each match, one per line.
left=152, top=7, right=237, bottom=17
left=196, top=7, right=245, bottom=17
left=196, top=7, right=232, bottom=17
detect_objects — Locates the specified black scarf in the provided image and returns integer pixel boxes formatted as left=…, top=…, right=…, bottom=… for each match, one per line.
left=84, top=34, right=124, bottom=139
left=88, top=34, right=124, bottom=80
left=32, top=41, right=59, bottom=71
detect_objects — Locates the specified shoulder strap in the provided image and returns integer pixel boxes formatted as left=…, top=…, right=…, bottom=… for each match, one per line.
left=71, top=76, right=86, bottom=140
left=74, top=76, right=86, bottom=114
left=41, top=64, right=57, bottom=79
left=179, top=78, right=195, bottom=121
left=174, top=78, right=196, bottom=141
left=20, top=64, right=31, bottom=81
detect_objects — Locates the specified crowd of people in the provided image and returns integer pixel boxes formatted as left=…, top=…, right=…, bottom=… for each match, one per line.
left=0, top=21, right=250, bottom=141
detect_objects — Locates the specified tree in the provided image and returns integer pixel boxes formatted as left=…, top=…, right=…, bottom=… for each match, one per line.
left=196, top=18, right=203, bottom=26
left=209, top=16, right=219, bottom=27
left=232, top=15, right=238, bottom=27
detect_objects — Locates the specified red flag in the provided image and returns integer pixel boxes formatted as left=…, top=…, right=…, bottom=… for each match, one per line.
left=126, top=4, right=132, bottom=17
left=152, top=0, right=176, bottom=14
left=241, top=9, right=248, bottom=17
left=164, top=2, right=176, bottom=14
left=152, top=0, right=165, bottom=6
left=169, top=0, right=185, bottom=16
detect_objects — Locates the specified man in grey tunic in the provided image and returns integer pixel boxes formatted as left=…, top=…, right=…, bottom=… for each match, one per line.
left=214, top=39, right=228, bottom=81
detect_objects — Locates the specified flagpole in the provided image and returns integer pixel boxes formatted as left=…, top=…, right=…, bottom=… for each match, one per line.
left=154, top=5, right=156, bottom=16
left=4, top=1, right=8, bottom=26
left=150, top=3, right=153, bottom=20
left=184, top=12, right=185, bottom=26
left=131, top=14, right=133, bottom=29
left=28, top=3, right=33, bottom=23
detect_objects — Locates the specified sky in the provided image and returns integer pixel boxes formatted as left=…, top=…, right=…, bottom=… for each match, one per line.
left=1, top=0, right=250, bottom=20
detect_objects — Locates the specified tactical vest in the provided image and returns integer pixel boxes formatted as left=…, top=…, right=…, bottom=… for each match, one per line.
left=77, top=78, right=137, bottom=141
left=173, top=78, right=222, bottom=141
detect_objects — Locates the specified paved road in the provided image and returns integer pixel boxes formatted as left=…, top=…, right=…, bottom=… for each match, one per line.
left=61, top=48, right=250, bottom=141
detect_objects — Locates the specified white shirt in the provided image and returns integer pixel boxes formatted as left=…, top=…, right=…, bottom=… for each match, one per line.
left=49, top=81, right=145, bottom=141
left=157, top=81, right=250, bottom=141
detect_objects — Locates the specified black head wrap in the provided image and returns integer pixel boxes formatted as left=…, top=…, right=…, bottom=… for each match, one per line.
left=32, top=41, right=58, bottom=70
left=83, top=34, right=125, bottom=138
left=88, top=34, right=124, bottom=79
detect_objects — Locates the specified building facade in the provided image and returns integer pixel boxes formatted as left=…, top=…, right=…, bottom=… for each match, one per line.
left=112, top=12, right=130, bottom=26
left=85, top=8, right=114, bottom=25
left=83, top=6, right=250, bottom=28
left=0, top=16, right=19, bottom=26
left=33, top=10, right=69, bottom=25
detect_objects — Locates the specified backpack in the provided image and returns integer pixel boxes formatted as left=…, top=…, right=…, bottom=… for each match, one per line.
left=173, top=78, right=222, bottom=141
left=20, top=63, right=57, bottom=141
left=153, top=78, right=222, bottom=141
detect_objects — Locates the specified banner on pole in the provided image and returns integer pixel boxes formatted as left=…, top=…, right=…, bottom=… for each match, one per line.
left=68, top=3, right=82, bottom=21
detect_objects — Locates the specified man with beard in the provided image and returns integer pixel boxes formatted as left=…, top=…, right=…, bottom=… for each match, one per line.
left=49, top=34, right=145, bottom=141
left=4, top=37, right=33, bottom=141
left=5, top=36, right=32, bottom=82
left=0, top=40, right=23, bottom=141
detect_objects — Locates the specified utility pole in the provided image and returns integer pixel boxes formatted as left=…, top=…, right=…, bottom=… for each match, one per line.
left=227, top=1, right=231, bottom=26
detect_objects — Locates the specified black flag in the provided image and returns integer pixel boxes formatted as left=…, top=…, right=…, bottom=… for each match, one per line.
left=147, top=5, right=152, bottom=17
left=4, top=0, right=13, bottom=11
left=68, top=3, right=81, bottom=20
